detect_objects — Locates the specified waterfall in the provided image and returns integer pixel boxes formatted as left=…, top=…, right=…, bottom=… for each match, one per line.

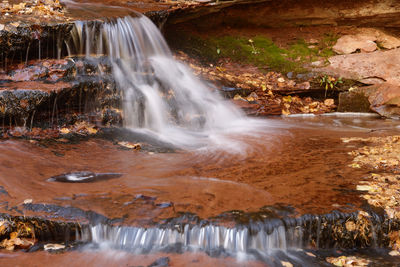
left=68, top=15, right=248, bottom=148
left=80, top=222, right=299, bottom=263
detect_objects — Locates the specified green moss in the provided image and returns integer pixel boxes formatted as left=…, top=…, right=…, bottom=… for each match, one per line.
left=175, top=33, right=338, bottom=74
left=317, top=33, right=338, bottom=59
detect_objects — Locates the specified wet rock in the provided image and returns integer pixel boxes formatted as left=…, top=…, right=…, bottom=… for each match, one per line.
left=156, top=202, right=173, bottom=208
left=337, top=88, right=373, bottom=113
left=231, top=99, right=259, bottom=115
left=102, top=108, right=123, bottom=126
left=0, top=57, right=119, bottom=127
left=47, top=171, right=123, bottom=183
left=0, top=82, right=71, bottom=119
left=98, top=127, right=177, bottom=153
left=135, top=194, right=157, bottom=201
left=0, top=186, right=8, bottom=196
left=0, top=22, right=73, bottom=65
left=148, top=257, right=170, bottom=267
left=220, top=86, right=251, bottom=99
left=22, top=203, right=119, bottom=225
left=338, top=83, right=400, bottom=118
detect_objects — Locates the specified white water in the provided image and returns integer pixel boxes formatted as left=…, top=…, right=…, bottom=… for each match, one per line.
left=81, top=222, right=304, bottom=263
left=69, top=15, right=257, bottom=149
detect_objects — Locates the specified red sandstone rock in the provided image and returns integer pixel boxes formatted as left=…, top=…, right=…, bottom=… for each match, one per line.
left=333, top=35, right=377, bottom=54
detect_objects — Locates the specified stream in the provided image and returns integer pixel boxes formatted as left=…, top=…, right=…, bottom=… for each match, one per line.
left=1, top=3, right=400, bottom=266
left=1, top=115, right=400, bottom=266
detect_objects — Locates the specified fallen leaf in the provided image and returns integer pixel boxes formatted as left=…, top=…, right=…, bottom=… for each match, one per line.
left=281, top=261, right=293, bottom=267
left=233, top=94, right=244, bottom=100
left=117, top=141, right=141, bottom=150
left=87, top=127, right=97, bottom=135
left=356, top=185, right=372, bottom=191
left=60, top=128, right=70, bottom=134
left=324, top=98, right=334, bottom=106
left=306, top=252, right=316, bottom=257
left=283, top=96, right=292, bottom=103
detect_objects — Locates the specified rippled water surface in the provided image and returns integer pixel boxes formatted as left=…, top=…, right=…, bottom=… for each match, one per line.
left=0, top=115, right=399, bottom=266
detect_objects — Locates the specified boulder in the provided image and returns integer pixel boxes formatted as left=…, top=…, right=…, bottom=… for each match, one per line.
left=319, top=48, right=400, bottom=86
left=337, top=89, right=372, bottom=113
left=369, top=83, right=400, bottom=119
left=333, top=35, right=377, bottom=54
left=338, top=83, right=400, bottom=118
left=332, top=29, right=400, bottom=55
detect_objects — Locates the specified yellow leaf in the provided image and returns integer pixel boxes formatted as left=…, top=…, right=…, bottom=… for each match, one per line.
left=283, top=96, right=292, bottom=103
left=281, top=261, right=293, bottom=267
left=87, top=127, right=98, bottom=135
left=216, top=66, right=225, bottom=72
left=356, top=185, right=372, bottom=191
left=60, top=128, right=70, bottom=134
left=233, top=94, right=244, bottom=100
left=350, top=163, right=361, bottom=168
left=117, top=142, right=141, bottom=150
left=10, top=232, right=18, bottom=239
left=261, top=84, right=267, bottom=91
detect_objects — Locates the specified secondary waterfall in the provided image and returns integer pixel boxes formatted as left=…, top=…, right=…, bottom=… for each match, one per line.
left=68, top=15, right=248, bottom=148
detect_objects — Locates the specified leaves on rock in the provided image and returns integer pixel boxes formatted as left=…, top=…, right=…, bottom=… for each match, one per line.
left=176, top=52, right=337, bottom=116
left=345, top=135, right=400, bottom=250
left=0, top=220, right=36, bottom=251
left=326, top=256, right=369, bottom=267
left=0, top=0, right=67, bottom=21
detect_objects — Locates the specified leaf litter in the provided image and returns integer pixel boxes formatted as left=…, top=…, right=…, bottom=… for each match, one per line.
left=343, top=135, right=400, bottom=255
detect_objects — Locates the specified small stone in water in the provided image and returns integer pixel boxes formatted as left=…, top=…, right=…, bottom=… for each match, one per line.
left=23, top=199, right=33, bottom=204
left=135, top=194, right=157, bottom=201
left=44, top=243, right=65, bottom=251
left=47, top=171, right=122, bottom=183
left=156, top=202, right=173, bottom=208
left=389, top=250, right=400, bottom=256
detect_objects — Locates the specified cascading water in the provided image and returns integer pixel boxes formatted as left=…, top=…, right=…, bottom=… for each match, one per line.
left=68, top=15, right=251, bottom=148
left=81, top=222, right=298, bottom=264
